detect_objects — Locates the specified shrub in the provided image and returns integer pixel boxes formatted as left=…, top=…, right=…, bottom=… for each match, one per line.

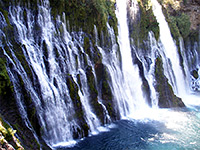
left=176, top=13, right=191, bottom=38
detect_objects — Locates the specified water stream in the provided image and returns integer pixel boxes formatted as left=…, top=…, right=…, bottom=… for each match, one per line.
left=0, top=0, right=199, bottom=149
left=55, top=0, right=200, bottom=149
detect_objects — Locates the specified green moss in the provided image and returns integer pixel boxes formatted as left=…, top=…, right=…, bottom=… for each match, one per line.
left=0, top=10, right=15, bottom=45
left=0, top=115, right=23, bottom=149
left=86, top=66, right=98, bottom=95
left=166, top=15, right=180, bottom=40
left=82, top=123, right=89, bottom=137
left=85, top=66, right=106, bottom=123
left=166, top=12, right=191, bottom=40
left=0, top=8, right=10, bottom=26
left=66, top=75, right=92, bottom=137
left=50, top=0, right=117, bottom=36
left=14, top=44, right=34, bottom=82
left=84, top=36, right=91, bottom=58
left=191, top=70, right=199, bottom=79
left=176, top=13, right=191, bottom=38
left=132, top=0, right=159, bottom=43
left=155, top=56, right=185, bottom=108
left=0, top=58, right=13, bottom=96
left=66, top=75, right=85, bottom=119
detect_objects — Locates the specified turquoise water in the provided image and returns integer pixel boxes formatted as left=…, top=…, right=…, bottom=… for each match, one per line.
left=55, top=106, right=200, bottom=150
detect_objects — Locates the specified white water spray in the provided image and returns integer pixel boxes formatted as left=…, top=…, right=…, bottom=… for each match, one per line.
left=151, top=0, right=187, bottom=96
left=151, top=0, right=200, bottom=106
left=115, top=0, right=149, bottom=116
left=7, top=1, right=102, bottom=146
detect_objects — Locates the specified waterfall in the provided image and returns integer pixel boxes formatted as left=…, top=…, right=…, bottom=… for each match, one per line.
left=2, top=1, right=105, bottom=147
left=180, top=36, right=200, bottom=92
left=142, top=32, right=159, bottom=108
left=150, top=0, right=200, bottom=106
left=114, top=0, right=149, bottom=117
left=151, top=0, right=187, bottom=96
left=1, top=0, right=199, bottom=148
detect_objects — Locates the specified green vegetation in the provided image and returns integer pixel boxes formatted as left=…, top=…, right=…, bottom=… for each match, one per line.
left=156, top=0, right=192, bottom=41
left=176, top=13, right=191, bottom=38
left=50, top=0, right=117, bottom=36
left=0, top=58, right=12, bottom=96
left=167, top=12, right=191, bottom=40
left=136, top=0, right=159, bottom=41
left=155, top=56, right=185, bottom=108
left=0, top=115, right=23, bottom=149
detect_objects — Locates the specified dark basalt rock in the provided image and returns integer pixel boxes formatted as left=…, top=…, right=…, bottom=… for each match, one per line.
left=95, top=62, right=120, bottom=122
left=191, top=69, right=199, bottom=79
left=155, top=57, right=185, bottom=108
left=66, top=75, right=90, bottom=139
left=133, top=52, right=152, bottom=106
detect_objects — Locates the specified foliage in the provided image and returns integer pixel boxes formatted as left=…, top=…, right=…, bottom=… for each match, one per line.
left=136, top=0, right=159, bottom=41
left=167, top=15, right=181, bottom=40
left=176, top=13, right=191, bottom=38
left=156, top=0, right=191, bottom=41
left=166, top=12, right=191, bottom=40
left=0, top=116, right=23, bottom=149
left=50, top=0, right=117, bottom=35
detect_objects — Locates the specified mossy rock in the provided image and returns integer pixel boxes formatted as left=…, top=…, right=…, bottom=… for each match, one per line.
left=66, top=74, right=84, bottom=119
left=129, top=0, right=159, bottom=43
left=66, top=75, right=90, bottom=138
left=94, top=62, right=119, bottom=121
left=0, top=57, right=13, bottom=97
left=85, top=66, right=105, bottom=124
left=191, top=69, right=199, bottom=79
left=50, top=0, right=117, bottom=36
left=155, top=56, right=185, bottom=108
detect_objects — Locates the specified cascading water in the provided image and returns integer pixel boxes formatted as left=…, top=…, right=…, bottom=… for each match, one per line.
left=180, top=35, right=200, bottom=92
left=1, top=0, right=200, bottom=149
left=139, top=32, right=159, bottom=108
left=7, top=2, right=79, bottom=146
left=151, top=0, right=187, bottom=96
left=1, top=1, right=106, bottom=147
left=151, top=0, right=200, bottom=106
left=2, top=0, right=152, bottom=146
left=115, top=0, right=149, bottom=116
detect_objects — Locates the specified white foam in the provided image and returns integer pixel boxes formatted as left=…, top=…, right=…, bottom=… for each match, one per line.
left=52, top=140, right=77, bottom=148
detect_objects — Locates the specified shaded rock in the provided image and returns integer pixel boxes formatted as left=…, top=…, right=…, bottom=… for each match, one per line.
left=132, top=51, right=152, bottom=106
left=191, top=69, right=199, bottom=79
left=155, top=57, right=185, bottom=108
left=95, top=62, right=119, bottom=122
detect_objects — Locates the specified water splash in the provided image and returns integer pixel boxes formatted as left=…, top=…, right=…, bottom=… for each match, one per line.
left=151, top=0, right=200, bottom=107
left=5, top=1, right=103, bottom=146
left=115, top=0, right=149, bottom=117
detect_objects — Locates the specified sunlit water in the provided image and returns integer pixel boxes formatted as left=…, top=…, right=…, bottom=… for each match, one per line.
left=54, top=104, right=200, bottom=150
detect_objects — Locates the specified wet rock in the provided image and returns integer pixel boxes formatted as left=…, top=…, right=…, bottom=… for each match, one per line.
left=155, top=57, right=185, bottom=108
left=191, top=69, right=199, bottom=79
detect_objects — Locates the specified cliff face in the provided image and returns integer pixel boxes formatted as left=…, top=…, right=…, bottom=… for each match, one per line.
left=0, top=0, right=117, bottom=148
left=181, top=0, right=200, bottom=31
left=0, top=0, right=199, bottom=149
left=157, top=0, right=199, bottom=41
left=0, top=117, right=24, bottom=150
left=161, top=0, right=200, bottom=31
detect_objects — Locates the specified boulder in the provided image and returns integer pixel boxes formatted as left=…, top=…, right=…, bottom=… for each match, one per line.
left=155, top=57, right=185, bottom=108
